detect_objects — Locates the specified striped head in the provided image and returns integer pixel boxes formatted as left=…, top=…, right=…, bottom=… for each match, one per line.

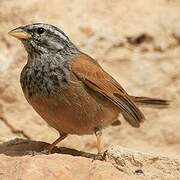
left=9, top=23, right=79, bottom=56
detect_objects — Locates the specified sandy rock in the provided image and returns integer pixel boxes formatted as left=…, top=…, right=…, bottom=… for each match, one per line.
left=0, top=139, right=180, bottom=180
left=107, top=145, right=180, bottom=180
left=0, top=139, right=131, bottom=180
left=0, top=155, right=131, bottom=180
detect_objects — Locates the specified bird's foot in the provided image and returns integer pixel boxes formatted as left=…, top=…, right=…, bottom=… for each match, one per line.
left=92, top=150, right=108, bottom=161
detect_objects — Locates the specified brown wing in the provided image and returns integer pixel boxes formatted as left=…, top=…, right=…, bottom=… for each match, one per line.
left=70, top=53, right=145, bottom=127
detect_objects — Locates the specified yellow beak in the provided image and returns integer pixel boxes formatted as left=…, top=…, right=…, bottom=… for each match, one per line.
left=8, top=28, right=31, bottom=40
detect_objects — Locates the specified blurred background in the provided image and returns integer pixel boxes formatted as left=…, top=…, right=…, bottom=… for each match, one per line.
left=0, top=0, right=179, bottom=155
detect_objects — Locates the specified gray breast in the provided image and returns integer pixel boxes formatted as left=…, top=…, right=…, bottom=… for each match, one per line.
left=20, top=59, right=69, bottom=97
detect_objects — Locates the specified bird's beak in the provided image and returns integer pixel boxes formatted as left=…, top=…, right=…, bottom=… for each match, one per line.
left=8, top=28, right=31, bottom=40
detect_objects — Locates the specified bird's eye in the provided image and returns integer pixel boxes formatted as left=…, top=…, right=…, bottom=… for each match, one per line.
left=37, top=27, right=45, bottom=35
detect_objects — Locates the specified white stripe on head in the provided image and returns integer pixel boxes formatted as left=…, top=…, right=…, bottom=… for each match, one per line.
left=27, top=23, right=68, bottom=41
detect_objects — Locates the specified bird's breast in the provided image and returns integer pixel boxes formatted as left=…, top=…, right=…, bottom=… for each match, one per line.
left=20, top=63, right=69, bottom=97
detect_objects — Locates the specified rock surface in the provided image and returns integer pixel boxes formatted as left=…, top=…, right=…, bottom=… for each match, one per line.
left=0, top=139, right=131, bottom=180
left=107, top=146, right=180, bottom=180
left=0, top=0, right=180, bottom=179
left=0, top=139, right=180, bottom=180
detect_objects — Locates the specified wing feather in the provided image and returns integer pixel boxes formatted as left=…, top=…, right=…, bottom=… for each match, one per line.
left=70, top=53, right=145, bottom=127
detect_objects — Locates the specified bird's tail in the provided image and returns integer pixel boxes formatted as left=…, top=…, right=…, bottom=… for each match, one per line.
left=131, top=96, right=170, bottom=108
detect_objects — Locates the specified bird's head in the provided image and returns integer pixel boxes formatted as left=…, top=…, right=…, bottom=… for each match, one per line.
left=9, top=23, right=79, bottom=56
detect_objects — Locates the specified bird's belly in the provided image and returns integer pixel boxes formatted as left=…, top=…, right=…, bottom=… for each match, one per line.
left=24, top=77, right=119, bottom=135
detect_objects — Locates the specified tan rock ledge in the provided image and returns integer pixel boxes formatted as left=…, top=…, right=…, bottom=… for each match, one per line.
left=0, top=138, right=180, bottom=180
left=0, top=138, right=131, bottom=180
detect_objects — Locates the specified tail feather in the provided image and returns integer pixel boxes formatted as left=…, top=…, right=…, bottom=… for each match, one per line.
left=131, top=96, right=171, bottom=108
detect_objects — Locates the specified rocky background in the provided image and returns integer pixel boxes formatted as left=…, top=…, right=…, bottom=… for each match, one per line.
left=0, top=0, right=180, bottom=179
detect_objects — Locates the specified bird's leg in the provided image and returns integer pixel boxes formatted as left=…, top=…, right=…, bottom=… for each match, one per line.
left=46, top=133, right=67, bottom=153
left=94, top=127, right=103, bottom=155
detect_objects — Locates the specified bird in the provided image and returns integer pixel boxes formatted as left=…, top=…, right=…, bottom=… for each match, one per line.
left=9, top=23, right=169, bottom=156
